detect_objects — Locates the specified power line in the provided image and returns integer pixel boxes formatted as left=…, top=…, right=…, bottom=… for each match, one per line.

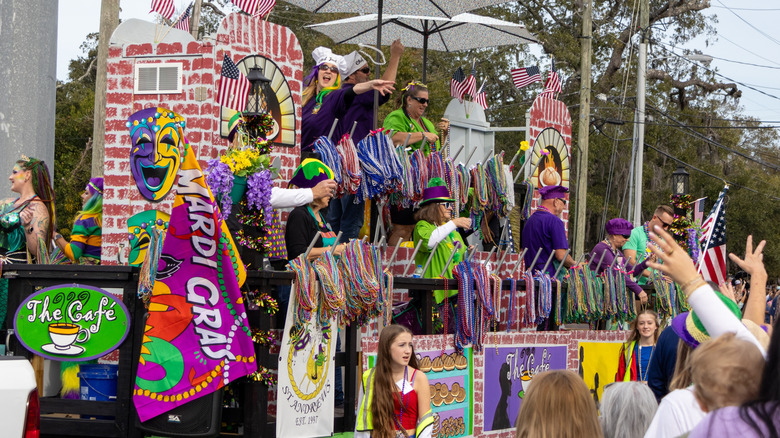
left=592, top=123, right=780, bottom=201
left=715, top=0, right=780, bottom=47
left=712, top=6, right=780, bottom=11
left=712, top=33, right=780, bottom=68
left=702, top=54, right=780, bottom=71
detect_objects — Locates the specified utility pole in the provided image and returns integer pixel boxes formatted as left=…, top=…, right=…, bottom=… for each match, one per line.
left=574, top=0, right=592, bottom=257
left=91, top=0, right=120, bottom=177
left=630, top=0, right=649, bottom=225
left=190, top=0, right=202, bottom=40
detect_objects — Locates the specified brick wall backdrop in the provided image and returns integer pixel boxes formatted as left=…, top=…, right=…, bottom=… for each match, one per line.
left=101, top=13, right=302, bottom=264
left=527, top=96, right=573, bottom=232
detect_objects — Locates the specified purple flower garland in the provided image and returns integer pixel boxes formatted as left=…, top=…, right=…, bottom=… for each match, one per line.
left=247, top=169, right=273, bottom=224
left=205, top=159, right=234, bottom=219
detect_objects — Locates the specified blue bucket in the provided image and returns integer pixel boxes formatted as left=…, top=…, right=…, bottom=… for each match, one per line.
left=78, top=364, right=119, bottom=402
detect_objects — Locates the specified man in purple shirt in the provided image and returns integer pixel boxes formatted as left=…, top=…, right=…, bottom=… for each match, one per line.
left=522, top=185, right=577, bottom=330
left=326, top=40, right=404, bottom=241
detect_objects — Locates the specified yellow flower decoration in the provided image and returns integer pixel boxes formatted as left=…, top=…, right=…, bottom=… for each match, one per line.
left=520, top=140, right=530, bottom=152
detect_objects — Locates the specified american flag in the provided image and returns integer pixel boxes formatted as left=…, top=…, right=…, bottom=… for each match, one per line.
left=697, top=186, right=729, bottom=285
left=232, top=0, right=261, bottom=15
left=692, top=197, right=707, bottom=226
left=451, top=67, right=466, bottom=102
left=253, top=0, right=276, bottom=17
left=217, top=54, right=251, bottom=112
left=463, top=65, right=477, bottom=98
left=539, top=60, right=562, bottom=98
left=474, top=80, right=488, bottom=109
left=511, top=66, right=541, bottom=89
left=150, top=0, right=175, bottom=19
left=174, top=3, right=193, bottom=32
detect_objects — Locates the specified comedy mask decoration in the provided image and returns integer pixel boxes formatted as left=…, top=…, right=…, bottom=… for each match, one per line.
left=127, top=210, right=170, bottom=266
left=126, top=107, right=185, bottom=201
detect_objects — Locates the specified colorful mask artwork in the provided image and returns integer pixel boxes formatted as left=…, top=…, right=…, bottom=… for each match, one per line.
left=126, top=107, right=186, bottom=201
left=127, top=210, right=170, bottom=266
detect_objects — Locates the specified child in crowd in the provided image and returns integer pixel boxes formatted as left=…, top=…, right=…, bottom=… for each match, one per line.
left=616, top=310, right=660, bottom=382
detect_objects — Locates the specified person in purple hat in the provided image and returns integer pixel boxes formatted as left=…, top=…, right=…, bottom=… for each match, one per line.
left=521, top=185, right=578, bottom=331
left=53, top=177, right=103, bottom=264
left=589, top=218, right=649, bottom=306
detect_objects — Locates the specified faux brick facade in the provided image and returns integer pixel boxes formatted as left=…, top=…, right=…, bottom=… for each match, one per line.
left=101, top=13, right=303, bottom=263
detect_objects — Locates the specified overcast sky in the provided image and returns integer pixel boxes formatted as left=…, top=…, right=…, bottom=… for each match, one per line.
left=57, top=0, right=780, bottom=123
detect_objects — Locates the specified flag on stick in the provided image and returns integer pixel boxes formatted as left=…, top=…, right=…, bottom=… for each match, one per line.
left=232, top=0, right=261, bottom=15
left=463, top=64, right=477, bottom=98
left=511, top=66, right=541, bottom=89
left=217, top=54, right=251, bottom=112
left=697, top=186, right=729, bottom=285
left=174, top=3, right=193, bottom=32
left=474, top=80, right=488, bottom=110
left=692, top=197, right=707, bottom=226
left=539, top=60, right=562, bottom=98
left=150, top=0, right=175, bottom=19
left=450, top=67, right=466, bottom=102
left=254, top=0, right=276, bottom=17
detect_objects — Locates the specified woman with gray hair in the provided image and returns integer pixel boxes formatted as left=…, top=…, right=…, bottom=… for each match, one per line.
left=600, top=382, right=657, bottom=438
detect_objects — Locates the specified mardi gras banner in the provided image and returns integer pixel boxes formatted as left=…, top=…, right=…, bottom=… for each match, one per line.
left=367, top=346, right=474, bottom=438
left=578, top=341, right=623, bottom=406
left=482, top=345, right=568, bottom=432
left=277, top=283, right=336, bottom=438
left=133, top=135, right=256, bottom=422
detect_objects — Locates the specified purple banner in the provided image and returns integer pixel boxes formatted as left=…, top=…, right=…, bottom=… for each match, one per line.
left=482, top=345, right=567, bottom=432
left=133, top=138, right=256, bottom=422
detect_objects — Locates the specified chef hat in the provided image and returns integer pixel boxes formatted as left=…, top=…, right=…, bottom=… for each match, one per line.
left=312, top=47, right=346, bottom=72
left=341, top=51, right=368, bottom=78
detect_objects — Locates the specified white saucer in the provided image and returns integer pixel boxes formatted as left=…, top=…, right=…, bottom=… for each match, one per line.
left=41, top=343, right=84, bottom=356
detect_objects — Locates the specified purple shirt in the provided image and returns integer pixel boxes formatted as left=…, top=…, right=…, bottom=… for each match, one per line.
left=588, top=241, right=646, bottom=296
left=332, top=84, right=390, bottom=144
left=689, top=404, right=780, bottom=438
left=301, top=87, right=355, bottom=151
left=522, top=209, right=568, bottom=276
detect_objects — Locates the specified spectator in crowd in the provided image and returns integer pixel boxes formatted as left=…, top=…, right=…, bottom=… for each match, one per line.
left=616, top=310, right=660, bottom=382
left=600, top=382, right=657, bottom=438
left=514, top=370, right=603, bottom=438
left=645, top=325, right=681, bottom=402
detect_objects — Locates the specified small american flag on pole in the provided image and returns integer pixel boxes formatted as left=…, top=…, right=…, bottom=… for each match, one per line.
left=463, top=65, right=477, bottom=98
left=692, top=197, right=707, bottom=226
left=697, top=186, right=729, bottom=285
left=539, top=60, right=562, bottom=98
left=451, top=67, right=466, bottom=102
left=474, top=80, right=488, bottom=110
left=150, top=0, right=175, bottom=19
left=511, top=66, right=541, bottom=89
left=218, top=54, right=251, bottom=112
left=174, top=3, right=193, bottom=32
left=232, top=0, right=261, bottom=15
left=253, top=0, right=276, bottom=17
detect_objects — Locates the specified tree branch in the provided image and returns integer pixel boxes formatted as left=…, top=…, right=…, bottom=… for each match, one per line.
left=202, top=1, right=225, bottom=16
left=57, top=57, right=96, bottom=89
left=647, top=68, right=741, bottom=109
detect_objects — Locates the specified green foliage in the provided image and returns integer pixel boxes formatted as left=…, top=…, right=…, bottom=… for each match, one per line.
left=54, top=33, right=98, bottom=236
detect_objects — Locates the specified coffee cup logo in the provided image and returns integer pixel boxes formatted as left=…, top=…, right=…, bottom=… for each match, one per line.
left=45, top=323, right=89, bottom=355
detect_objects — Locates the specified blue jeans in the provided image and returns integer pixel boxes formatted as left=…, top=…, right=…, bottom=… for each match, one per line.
left=327, top=194, right=365, bottom=241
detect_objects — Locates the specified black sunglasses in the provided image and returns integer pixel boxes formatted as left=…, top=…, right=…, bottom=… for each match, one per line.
left=358, top=67, right=371, bottom=74
left=318, top=64, right=339, bottom=74
left=410, top=96, right=430, bottom=105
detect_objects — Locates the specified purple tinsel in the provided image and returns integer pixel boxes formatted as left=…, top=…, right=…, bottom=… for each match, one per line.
left=246, top=170, right=274, bottom=224
left=688, top=227, right=700, bottom=264
left=303, top=65, right=320, bottom=87
left=205, top=159, right=234, bottom=220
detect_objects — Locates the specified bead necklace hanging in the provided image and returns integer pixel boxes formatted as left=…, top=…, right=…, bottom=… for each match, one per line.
left=337, top=134, right=362, bottom=196
left=393, top=366, right=410, bottom=431
left=535, top=272, right=552, bottom=324
left=441, top=277, right=449, bottom=356
left=288, top=254, right=318, bottom=333
left=523, top=271, right=535, bottom=327
left=314, top=251, right=345, bottom=327
left=520, top=179, right=534, bottom=220
left=339, top=240, right=382, bottom=325
left=313, top=136, right=343, bottom=185
left=507, top=277, right=517, bottom=332
left=453, top=261, right=474, bottom=353
left=383, top=269, right=394, bottom=326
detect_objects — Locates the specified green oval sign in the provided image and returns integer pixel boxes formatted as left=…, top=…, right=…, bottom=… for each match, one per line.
left=13, top=284, right=131, bottom=361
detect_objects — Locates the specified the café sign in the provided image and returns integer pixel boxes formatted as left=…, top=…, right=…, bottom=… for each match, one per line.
left=14, top=284, right=131, bottom=361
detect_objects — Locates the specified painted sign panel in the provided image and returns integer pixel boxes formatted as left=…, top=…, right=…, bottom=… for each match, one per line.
left=482, top=345, right=568, bottom=432
left=14, top=284, right=130, bottom=361
left=578, top=341, right=623, bottom=407
left=368, top=347, right=474, bottom=438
